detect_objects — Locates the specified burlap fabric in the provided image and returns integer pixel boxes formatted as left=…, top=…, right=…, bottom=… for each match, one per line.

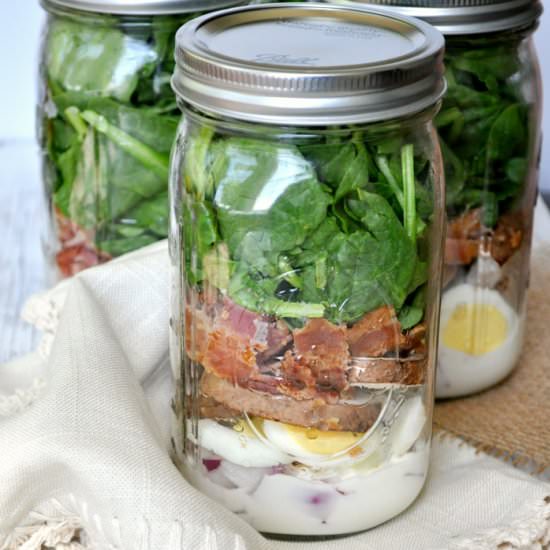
left=434, top=244, right=550, bottom=474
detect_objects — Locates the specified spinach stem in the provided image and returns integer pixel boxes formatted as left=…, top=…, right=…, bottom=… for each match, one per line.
left=268, top=299, right=324, bottom=319
left=401, top=144, right=416, bottom=244
left=64, top=106, right=87, bottom=141
left=278, top=257, right=302, bottom=289
left=315, top=256, right=327, bottom=290
left=80, top=110, right=169, bottom=180
left=375, top=155, right=404, bottom=208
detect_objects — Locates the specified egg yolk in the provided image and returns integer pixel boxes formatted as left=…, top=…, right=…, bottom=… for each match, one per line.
left=282, top=424, right=363, bottom=455
left=443, top=303, right=508, bottom=356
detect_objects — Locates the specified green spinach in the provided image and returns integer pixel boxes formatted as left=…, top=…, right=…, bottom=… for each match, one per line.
left=181, top=129, right=433, bottom=328
left=41, top=12, right=192, bottom=274
left=436, top=36, right=533, bottom=228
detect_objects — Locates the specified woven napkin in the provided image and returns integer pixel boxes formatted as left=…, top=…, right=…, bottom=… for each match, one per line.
left=1, top=240, right=549, bottom=550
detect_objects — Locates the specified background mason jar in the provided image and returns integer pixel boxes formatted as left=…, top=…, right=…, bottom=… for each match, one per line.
left=322, top=0, right=543, bottom=398
left=169, top=3, right=446, bottom=537
left=37, top=0, right=245, bottom=278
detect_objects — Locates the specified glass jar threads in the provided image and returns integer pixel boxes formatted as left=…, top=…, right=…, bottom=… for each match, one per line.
left=38, top=0, right=245, bottom=277
left=169, top=3, right=446, bottom=536
left=325, top=0, right=543, bottom=398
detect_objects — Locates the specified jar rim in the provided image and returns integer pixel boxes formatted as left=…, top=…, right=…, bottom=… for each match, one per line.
left=40, top=0, right=244, bottom=16
left=172, top=3, right=446, bottom=126
left=320, top=0, right=543, bottom=35
left=180, top=99, right=442, bottom=135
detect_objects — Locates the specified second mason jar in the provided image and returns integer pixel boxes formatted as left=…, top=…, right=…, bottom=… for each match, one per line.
left=170, top=3, right=446, bottom=537
left=325, top=0, right=543, bottom=398
left=38, top=0, right=245, bottom=277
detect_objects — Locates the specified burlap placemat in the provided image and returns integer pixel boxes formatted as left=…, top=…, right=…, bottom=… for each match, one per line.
left=434, top=244, right=550, bottom=474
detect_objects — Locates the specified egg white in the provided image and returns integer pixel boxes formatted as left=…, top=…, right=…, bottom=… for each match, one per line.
left=388, top=396, right=426, bottom=457
left=198, top=419, right=292, bottom=468
left=436, top=284, right=524, bottom=398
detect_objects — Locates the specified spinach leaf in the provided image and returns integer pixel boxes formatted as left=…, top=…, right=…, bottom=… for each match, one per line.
left=228, top=268, right=324, bottom=319
left=299, top=192, right=417, bottom=324
left=43, top=13, right=187, bottom=269
left=46, top=17, right=156, bottom=103
left=181, top=128, right=430, bottom=331
left=486, top=104, right=526, bottom=161
left=438, top=38, right=532, bottom=228
left=212, top=138, right=332, bottom=273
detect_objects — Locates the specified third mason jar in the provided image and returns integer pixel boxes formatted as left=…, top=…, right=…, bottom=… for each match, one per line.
left=170, top=3, right=446, bottom=536
left=38, top=0, right=245, bottom=277
left=324, top=0, right=543, bottom=398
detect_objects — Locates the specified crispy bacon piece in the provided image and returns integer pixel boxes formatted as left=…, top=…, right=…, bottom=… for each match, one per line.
left=278, top=319, right=349, bottom=401
left=490, top=213, right=524, bottom=264
left=347, top=306, right=404, bottom=357
left=185, top=306, right=214, bottom=363
left=187, top=298, right=291, bottom=389
left=55, top=209, right=110, bottom=277
left=348, top=357, right=426, bottom=386
left=445, top=238, right=480, bottom=266
left=186, top=294, right=427, bottom=426
left=202, top=328, right=257, bottom=386
left=445, top=208, right=523, bottom=266
left=400, top=323, right=427, bottom=355
left=346, top=312, right=426, bottom=385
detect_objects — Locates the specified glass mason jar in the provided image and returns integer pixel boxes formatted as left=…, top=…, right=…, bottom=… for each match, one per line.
left=38, top=0, right=245, bottom=278
left=325, top=0, right=543, bottom=398
left=170, top=4, right=446, bottom=537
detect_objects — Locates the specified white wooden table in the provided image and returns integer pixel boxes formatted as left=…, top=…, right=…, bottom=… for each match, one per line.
left=0, top=141, right=51, bottom=364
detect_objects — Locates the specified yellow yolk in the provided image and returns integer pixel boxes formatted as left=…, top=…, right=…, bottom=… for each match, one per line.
left=442, top=303, right=509, bottom=356
left=278, top=424, right=362, bottom=455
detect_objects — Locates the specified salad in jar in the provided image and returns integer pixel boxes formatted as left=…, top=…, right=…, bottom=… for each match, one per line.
left=173, top=122, right=440, bottom=534
left=435, top=30, right=541, bottom=396
left=169, top=3, right=446, bottom=536
left=324, top=0, right=543, bottom=398
left=38, top=0, right=244, bottom=277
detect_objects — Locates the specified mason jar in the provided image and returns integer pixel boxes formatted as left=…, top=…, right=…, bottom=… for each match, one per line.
left=38, top=0, right=245, bottom=278
left=324, top=0, right=543, bottom=398
left=169, top=3, right=446, bottom=537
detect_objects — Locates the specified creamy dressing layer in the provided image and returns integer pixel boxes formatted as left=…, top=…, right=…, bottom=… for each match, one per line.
left=185, top=446, right=429, bottom=536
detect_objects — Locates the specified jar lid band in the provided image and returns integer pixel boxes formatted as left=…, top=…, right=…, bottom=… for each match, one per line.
left=172, top=3, right=446, bottom=126
left=323, top=0, right=543, bottom=35
left=40, top=0, right=243, bottom=16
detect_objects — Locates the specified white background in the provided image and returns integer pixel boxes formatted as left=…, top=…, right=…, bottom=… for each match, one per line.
left=0, top=2, right=549, bottom=194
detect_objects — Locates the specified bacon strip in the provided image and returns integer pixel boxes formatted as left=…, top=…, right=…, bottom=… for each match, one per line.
left=445, top=208, right=523, bottom=266
left=55, top=209, right=111, bottom=276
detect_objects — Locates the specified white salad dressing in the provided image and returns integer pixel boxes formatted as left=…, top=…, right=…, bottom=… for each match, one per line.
left=183, top=395, right=429, bottom=535
left=186, top=447, right=428, bottom=535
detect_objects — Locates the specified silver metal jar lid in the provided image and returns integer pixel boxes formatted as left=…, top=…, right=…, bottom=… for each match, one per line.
left=172, top=3, right=445, bottom=126
left=325, top=0, right=543, bottom=35
left=41, top=0, right=243, bottom=16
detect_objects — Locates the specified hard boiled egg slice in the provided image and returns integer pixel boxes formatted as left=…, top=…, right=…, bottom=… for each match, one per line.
left=260, top=419, right=383, bottom=469
left=198, top=419, right=292, bottom=468
left=262, top=420, right=363, bottom=461
left=388, top=396, right=426, bottom=457
left=441, top=284, right=514, bottom=356
left=437, top=283, right=522, bottom=397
